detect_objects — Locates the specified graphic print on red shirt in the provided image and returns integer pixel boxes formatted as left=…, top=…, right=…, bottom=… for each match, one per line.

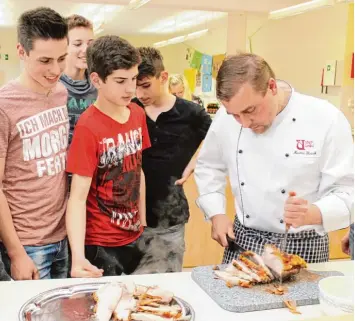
left=96, top=125, right=144, bottom=230
left=66, top=103, right=151, bottom=247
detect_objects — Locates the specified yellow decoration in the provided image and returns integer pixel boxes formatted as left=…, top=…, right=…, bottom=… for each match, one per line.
left=184, top=68, right=197, bottom=93
left=212, top=54, right=226, bottom=79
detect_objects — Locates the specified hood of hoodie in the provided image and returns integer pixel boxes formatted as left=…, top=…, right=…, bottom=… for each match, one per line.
left=60, top=72, right=97, bottom=98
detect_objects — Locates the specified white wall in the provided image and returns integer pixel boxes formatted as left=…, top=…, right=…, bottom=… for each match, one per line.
left=122, top=30, right=226, bottom=75
left=121, top=5, right=350, bottom=110
left=251, top=4, right=348, bottom=108
left=0, top=28, right=20, bottom=86
left=125, top=5, right=349, bottom=108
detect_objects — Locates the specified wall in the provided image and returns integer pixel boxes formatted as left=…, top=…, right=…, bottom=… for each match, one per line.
left=340, top=3, right=354, bottom=129
left=0, top=28, right=20, bottom=86
left=123, top=25, right=228, bottom=75
left=250, top=4, right=349, bottom=108
left=124, top=5, right=350, bottom=111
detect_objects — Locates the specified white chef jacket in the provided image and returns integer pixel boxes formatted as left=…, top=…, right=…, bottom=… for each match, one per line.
left=195, top=87, right=354, bottom=235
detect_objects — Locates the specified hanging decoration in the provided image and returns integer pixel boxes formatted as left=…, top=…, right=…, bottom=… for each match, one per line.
left=190, top=50, right=203, bottom=70
left=182, top=47, right=226, bottom=94
left=184, top=68, right=197, bottom=93
left=202, top=74, right=212, bottom=92
left=201, top=54, right=213, bottom=75
left=212, top=54, right=225, bottom=79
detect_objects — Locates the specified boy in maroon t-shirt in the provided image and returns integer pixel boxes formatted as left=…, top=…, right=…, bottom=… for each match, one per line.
left=66, top=35, right=150, bottom=278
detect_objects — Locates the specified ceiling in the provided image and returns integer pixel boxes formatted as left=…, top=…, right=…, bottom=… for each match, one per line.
left=0, top=0, right=319, bottom=36
left=57, top=0, right=309, bottom=12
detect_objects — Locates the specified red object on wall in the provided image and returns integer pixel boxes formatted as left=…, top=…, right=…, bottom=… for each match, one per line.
left=351, top=53, right=354, bottom=79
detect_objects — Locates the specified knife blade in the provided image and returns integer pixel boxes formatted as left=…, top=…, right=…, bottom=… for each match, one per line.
left=279, top=223, right=291, bottom=285
left=226, top=235, right=246, bottom=253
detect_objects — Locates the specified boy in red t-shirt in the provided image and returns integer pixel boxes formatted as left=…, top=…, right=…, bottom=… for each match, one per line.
left=66, top=35, right=150, bottom=278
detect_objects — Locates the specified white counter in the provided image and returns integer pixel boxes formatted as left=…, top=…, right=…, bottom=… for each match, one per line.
left=0, top=261, right=353, bottom=321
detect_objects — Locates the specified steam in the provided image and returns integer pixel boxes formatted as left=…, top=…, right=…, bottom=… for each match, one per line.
left=133, top=177, right=187, bottom=274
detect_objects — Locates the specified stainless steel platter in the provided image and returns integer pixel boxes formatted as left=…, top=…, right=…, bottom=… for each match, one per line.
left=19, top=282, right=195, bottom=321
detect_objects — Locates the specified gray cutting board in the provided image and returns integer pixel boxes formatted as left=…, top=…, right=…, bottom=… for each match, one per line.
left=191, top=265, right=343, bottom=313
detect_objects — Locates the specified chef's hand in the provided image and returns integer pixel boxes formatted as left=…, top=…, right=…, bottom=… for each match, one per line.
left=341, top=231, right=350, bottom=255
left=284, top=191, right=322, bottom=228
left=284, top=191, right=309, bottom=228
left=211, top=214, right=235, bottom=247
left=10, top=253, right=39, bottom=280
left=71, top=257, right=103, bottom=278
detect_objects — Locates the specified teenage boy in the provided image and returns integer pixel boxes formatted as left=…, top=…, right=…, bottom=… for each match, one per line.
left=133, top=47, right=212, bottom=273
left=66, top=35, right=150, bottom=278
left=0, top=7, right=69, bottom=280
left=60, top=14, right=97, bottom=146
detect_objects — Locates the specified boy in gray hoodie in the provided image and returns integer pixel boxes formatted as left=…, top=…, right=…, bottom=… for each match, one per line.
left=60, top=14, right=97, bottom=145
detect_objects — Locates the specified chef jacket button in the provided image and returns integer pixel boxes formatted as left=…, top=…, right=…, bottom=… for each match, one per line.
left=281, top=189, right=286, bottom=194
left=238, top=149, right=243, bottom=154
left=280, top=219, right=284, bottom=224
left=246, top=215, right=250, bottom=218
left=292, top=118, right=296, bottom=122
left=241, top=182, right=245, bottom=186
left=285, top=153, right=289, bottom=157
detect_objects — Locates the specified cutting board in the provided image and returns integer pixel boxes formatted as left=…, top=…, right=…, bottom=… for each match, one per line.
left=191, top=265, right=343, bottom=313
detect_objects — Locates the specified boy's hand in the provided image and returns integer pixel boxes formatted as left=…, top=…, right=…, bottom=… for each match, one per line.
left=71, top=258, right=103, bottom=278
left=341, top=231, right=350, bottom=255
left=175, top=168, right=194, bottom=185
left=11, top=253, right=39, bottom=280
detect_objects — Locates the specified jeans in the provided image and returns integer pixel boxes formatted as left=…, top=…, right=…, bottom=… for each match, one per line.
left=0, top=238, right=69, bottom=280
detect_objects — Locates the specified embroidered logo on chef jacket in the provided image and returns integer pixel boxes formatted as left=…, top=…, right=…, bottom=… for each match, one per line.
left=293, top=139, right=319, bottom=157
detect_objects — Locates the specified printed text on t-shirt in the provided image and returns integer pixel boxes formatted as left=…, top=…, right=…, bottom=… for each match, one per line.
left=16, top=106, right=69, bottom=178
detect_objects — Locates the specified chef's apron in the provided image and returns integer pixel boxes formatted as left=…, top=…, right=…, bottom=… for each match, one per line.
left=223, top=218, right=329, bottom=264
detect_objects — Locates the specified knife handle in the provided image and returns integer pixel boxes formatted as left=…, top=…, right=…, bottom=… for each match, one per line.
left=286, top=191, right=296, bottom=231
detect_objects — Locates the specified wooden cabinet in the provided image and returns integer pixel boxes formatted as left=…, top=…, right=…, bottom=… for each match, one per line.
left=182, top=176, right=349, bottom=267
left=329, top=228, right=350, bottom=260
left=182, top=175, right=236, bottom=267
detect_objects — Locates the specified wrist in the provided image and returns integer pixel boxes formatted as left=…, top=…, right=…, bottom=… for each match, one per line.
left=72, top=252, right=86, bottom=264
left=7, top=246, right=27, bottom=260
left=211, top=213, right=225, bottom=223
left=307, top=204, right=323, bottom=225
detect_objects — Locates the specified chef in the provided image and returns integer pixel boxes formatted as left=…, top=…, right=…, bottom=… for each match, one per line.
left=194, top=53, right=354, bottom=263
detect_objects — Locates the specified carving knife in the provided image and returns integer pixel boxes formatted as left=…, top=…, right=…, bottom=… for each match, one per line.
left=280, top=191, right=296, bottom=285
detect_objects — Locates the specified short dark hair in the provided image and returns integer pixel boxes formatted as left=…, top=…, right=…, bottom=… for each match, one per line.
left=66, top=14, right=93, bottom=31
left=137, top=47, right=165, bottom=80
left=87, top=35, right=141, bottom=82
left=17, top=7, right=68, bottom=54
left=216, top=53, right=276, bottom=102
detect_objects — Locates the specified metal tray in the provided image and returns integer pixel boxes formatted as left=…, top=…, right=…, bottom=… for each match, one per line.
left=19, top=282, right=195, bottom=321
